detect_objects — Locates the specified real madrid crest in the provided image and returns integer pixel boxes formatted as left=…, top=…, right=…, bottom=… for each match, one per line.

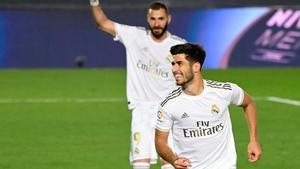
left=211, top=104, right=220, bottom=115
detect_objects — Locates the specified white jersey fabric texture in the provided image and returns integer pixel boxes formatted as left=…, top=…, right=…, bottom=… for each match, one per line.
left=156, top=80, right=245, bottom=169
left=114, top=23, right=186, bottom=109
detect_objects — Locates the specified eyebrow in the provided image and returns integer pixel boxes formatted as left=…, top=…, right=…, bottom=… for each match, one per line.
left=150, top=16, right=165, bottom=19
left=171, top=61, right=183, bottom=65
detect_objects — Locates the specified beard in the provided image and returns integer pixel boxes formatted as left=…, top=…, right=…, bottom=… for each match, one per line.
left=175, top=69, right=194, bottom=89
left=149, top=23, right=168, bottom=39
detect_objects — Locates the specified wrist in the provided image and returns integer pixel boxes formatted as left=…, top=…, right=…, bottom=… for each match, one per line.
left=90, top=0, right=99, bottom=6
left=249, top=135, right=259, bottom=142
left=171, top=157, right=179, bottom=166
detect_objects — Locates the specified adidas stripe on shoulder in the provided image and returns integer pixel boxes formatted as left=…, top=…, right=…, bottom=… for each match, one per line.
left=160, top=87, right=182, bottom=107
left=206, top=80, right=232, bottom=90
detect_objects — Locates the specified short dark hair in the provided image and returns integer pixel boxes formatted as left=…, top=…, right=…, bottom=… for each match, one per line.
left=170, top=43, right=206, bottom=68
left=148, top=1, right=169, bottom=14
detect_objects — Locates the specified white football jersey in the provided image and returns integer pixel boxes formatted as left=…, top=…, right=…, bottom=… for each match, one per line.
left=156, top=80, right=244, bottom=169
left=114, top=23, right=186, bottom=109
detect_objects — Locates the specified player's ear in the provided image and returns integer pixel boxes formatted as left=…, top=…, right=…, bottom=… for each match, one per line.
left=168, top=14, right=172, bottom=24
left=193, top=62, right=201, bottom=73
left=146, top=13, right=150, bottom=22
left=146, top=9, right=151, bottom=22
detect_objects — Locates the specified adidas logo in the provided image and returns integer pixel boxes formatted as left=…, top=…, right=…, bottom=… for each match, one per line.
left=181, top=112, right=189, bottom=119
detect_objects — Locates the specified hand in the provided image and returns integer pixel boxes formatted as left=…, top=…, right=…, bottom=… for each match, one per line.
left=173, top=157, right=191, bottom=169
left=90, top=0, right=99, bottom=6
left=248, top=140, right=262, bottom=162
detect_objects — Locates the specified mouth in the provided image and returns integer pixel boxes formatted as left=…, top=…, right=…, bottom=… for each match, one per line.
left=153, top=30, right=162, bottom=34
left=152, top=27, right=162, bottom=32
left=174, top=73, right=183, bottom=81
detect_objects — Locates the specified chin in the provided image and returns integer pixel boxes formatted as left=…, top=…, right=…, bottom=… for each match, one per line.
left=154, top=31, right=162, bottom=34
left=154, top=33, right=163, bottom=37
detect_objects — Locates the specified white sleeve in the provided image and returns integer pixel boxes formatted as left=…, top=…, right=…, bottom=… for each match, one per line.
left=230, top=83, right=244, bottom=106
left=156, top=106, right=173, bottom=132
left=113, top=23, right=136, bottom=44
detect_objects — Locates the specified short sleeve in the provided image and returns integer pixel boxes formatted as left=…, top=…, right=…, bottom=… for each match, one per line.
left=113, top=23, right=137, bottom=44
left=156, top=106, right=173, bottom=132
left=230, top=83, right=244, bottom=106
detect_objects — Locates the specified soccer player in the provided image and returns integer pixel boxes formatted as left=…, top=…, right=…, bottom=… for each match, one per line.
left=90, top=0, right=186, bottom=169
left=155, top=43, right=262, bottom=169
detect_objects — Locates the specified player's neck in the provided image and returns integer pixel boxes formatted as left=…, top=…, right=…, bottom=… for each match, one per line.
left=151, top=32, right=168, bottom=43
left=182, top=75, right=204, bottom=96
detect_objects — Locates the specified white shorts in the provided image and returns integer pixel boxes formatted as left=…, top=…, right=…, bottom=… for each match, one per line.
left=129, top=101, right=174, bottom=164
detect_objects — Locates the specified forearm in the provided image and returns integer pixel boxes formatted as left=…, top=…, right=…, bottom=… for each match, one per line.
left=91, top=5, right=108, bottom=27
left=244, top=99, right=259, bottom=142
left=244, top=99, right=263, bottom=162
left=155, top=130, right=177, bottom=165
left=90, top=0, right=116, bottom=36
left=156, top=141, right=177, bottom=164
left=242, top=93, right=262, bottom=162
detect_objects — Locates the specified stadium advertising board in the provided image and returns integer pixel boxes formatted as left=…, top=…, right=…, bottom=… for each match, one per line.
left=221, top=8, right=300, bottom=68
left=184, top=7, right=300, bottom=68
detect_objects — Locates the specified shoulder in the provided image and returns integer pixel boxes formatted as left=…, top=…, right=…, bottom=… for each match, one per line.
left=205, top=80, right=244, bottom=103
left=160, top=87, right=183, bottom=108
left=136, top=26, right=147, bottom=32
left=206, top=80, right=234, bottom=91
left=169, top=33, right=186, bottom=43
left=116, top=23, right=146, bottom=33
left=115, top=23, right=148, bottom=42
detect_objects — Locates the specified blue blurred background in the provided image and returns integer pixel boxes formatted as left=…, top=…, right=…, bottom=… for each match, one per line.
left=0, top=0, right=298, bottom=68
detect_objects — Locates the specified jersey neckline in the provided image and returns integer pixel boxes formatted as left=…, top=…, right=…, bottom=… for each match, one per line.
left=181, top=80, right=207, bottom=100
left=147, top=31, right=171, bottom=45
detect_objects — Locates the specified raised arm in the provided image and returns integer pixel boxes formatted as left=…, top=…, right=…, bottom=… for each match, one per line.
left=155, top=129, right=191, bottom=169
left=240, top=92, right=262, bottom=162
left=90, top=0, right=116, bottom=37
